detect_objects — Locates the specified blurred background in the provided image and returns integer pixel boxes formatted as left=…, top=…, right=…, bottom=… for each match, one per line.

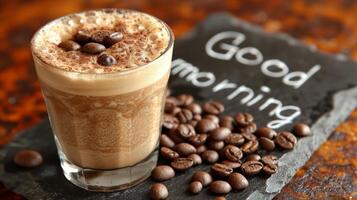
left=0, top=0, right=356, bottom=199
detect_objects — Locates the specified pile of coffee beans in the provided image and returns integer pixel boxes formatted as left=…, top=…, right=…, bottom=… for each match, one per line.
left=149, top=91, right=311, bottom=199
left=58, top=30, right=123, bottom=66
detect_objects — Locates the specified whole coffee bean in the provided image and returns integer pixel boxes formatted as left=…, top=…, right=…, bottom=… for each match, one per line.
left=191, top=171, right=212, bottom=187
left=210, top=181, right=232, bottom=194
left=246, top=154, right=261, bottom=161
left=187, top=181, right=203, bottom=194
left=241, top=140, right=259, bottom=154
left=228, top=172, right=249, bottom=190
left=275, top=132, right=297, bottom=150
left=196, top=119, right=218, bottom=133
left=174, top=143, right=196, bottom=156
left=221, top=160, right=241, bottom=169
left=219, top=116, right=235, bottom=130
left=167, top=129, right=185, bottom=143
left=204, top=114, right=220, bottom=125
left=215, top=196, right=227, bottom=200
left=149, top=183, right=168, bottom=200
left=151, top=165, right=175, bottom=181
left=222, top=145, right=243, bottom=162
left=172, top=107, right=182, bottom=115
left=188, top=134, right=208, bottom=146
left=160, top=134, right=175, bottom=148
left=91, top=30, right=111, bottom=43
left=171, top=158, right=193, bottom=171
left=58, top=40, right=80, bottom=51
left=74, top=30, right=91, bottom=44
left=238, top=123, right=257, bottom=134
left=203, top=101, right=224, bottom=115
left=210, top=127, right=231, bottom=141
left=162, top=114, right=179, bottom=131
left=224, top=134, right=245, bottom=146
left=160, top=147, right=179, bottom=160
left=196, top=145, right=207, bottom=154
left=193, top=114, right=202, bottom=121
left=293, top=123, right=311, bottom=137
left=14, top=150, right=43, bottom=167
left=235, top=113, right=253, bottom=127
left=208, top=140, right=225, bottom=151
left=176, top=109, right=193, bottom=123
left=241, top=132, right=257, bottom=141
left=164, top=98, right=177, bottom=113
left=82, top=42, right=106, bottom=54
left=103, top=31, right=123, bottom=47
left=255, top=127, right=277, bottom=139
left=176, top=124, right=196, bottom=139
left=188, top=154, right=202, bottom=165
left=262, top=163, right=278, bottom=175
left=97, top=54, right=117, bottom=66
left=189, top=120, right=198, bottom=127
left=259, top=137, right=275, bottom=151
left=201, top=150, right=219, bottom=163
left=176, top=94, right=194, bottom=106
left=211, top=163, right=233, bottom=177
left=241, top=161, right=263, bottom=176
left=185, top=103, right=202, bottom=114
left=261, top=155, right=278, bottom=165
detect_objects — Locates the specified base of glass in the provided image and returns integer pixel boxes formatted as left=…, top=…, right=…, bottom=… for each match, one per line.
left=57, top=148, right=158, bottom=192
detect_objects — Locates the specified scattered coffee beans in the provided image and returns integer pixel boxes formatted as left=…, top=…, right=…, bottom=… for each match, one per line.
left=241, top=140, right=259, bottom=154
left=174, top=143, right=196, bottom=156
left=222, top=145, right=243, bottom=162
left=241, top=161, right=263, bottom=176
left=235, top=112, right=253, bottom=127
left=203, top=101, right=224, bottom=115
left=82, top=42, right=106, bottom=54
left=211, top=163, right=233, bottom=177
left=293, top=123, right=311, bottom=137
left=149, top=183, right=168, bottom=200
left=160, top=134, right=175, bottom=148
left=228, top=172, right=249, bottom=190
left=219, top=116, right=235, bottom=130
left=221, top=160, right=241, bottom=169
left=210, top=127, right=231, bottom=141
left=214, top=196, right=227, bottom=200
left=246, top=154, right=261, bottom=162
left=171, top=158, right=194, bottom=171
left=275, top=132, right=297, bottom=150
left=210, top=180, right=232, bottom=194
left=152, top=165, right=175, bottom=181
left=261, top=155, right=278, bottom=165
left=196, top=119, right=218, bottom=133
left=103, top=32, right=123, bottom=47
left=188, top=154, right=202, bottom=165
left=201, top=150, right=219, bottom=163
left=207, top=140, right=225, bottom=151
left=259, top=137, right=275, bottom=151
left=14, top=150, right=43, bottom=167
left=191, top=171, right=212, bottom=187
left=262, top=163, right=278, bottom=175
left=160, top=147, right=179, bottom=160
left=255, top=127, right=277, bottom=139
left=187, top=181, right=203, bottom=194
left=97, top=54, right=117, bottom=66
left=224, top=133, right=245, bottom=146
left=58, top=40, right=81, bottom=51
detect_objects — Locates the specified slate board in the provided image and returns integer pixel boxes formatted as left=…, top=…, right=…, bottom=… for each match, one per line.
left=1, top=13, right=357, bottom=200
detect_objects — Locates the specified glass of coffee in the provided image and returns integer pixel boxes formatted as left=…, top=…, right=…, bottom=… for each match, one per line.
left=31, top=9, right=174, bottom=191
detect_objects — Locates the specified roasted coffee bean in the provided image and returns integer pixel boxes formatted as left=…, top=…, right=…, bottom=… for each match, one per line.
left=196, top=145, right=207, bottom=154
left=275, top=132, right=297, bottom=150
left=214, top=197, right=227, bottom=200
left=203, top=101, right=224, bottom=115
left=187, top=181, right=203, bottom=194
left=167, top=129, right=185, bottom=143
left=211, top=163, right=233, bottom=177
left=293, top=123, right=311, bottom=137
left=221, top=160, right=241, bottom=169
left=171, top=158, right=194, bottom=171
left=228, top=172, right=249, bottom=190
left=219, top=116, right=235, bottom=130
left=74, top=30, right=91, bottom=44
left=262, top=163, right=278, bottom=175
left=241, top=161, right=263, bottom=176
left=14, top=150, right=43, bottom=167
left=188, top=134, right=208, bottom=146
left=172, top=107, right=182, bottom=115
left=176, top=124, right=196, bottom=139
left=210, top=127, right=231, bottom=141
left=193, top=114, right=202, bottom=121
left=204, top=114, right=220, bottom=125
left=97, top=54, right=117, bottom=66
left=241, top=140, right=259, bottom=154
left=222, top=145, right=243, bottom=162
left=188, top=120, right=198, bottom=127
left=241, top=132, right=257, bottom=141
left=162, top=114, right=179, bottom=131
left=149, top=183, right=168, bottom=200
left=261, top=155, right=278, bottom=165
left=174, top=143, right=196, bottom=156
left=238, top=122, right=257, bottom=134
left=201, top=150, right=219, bottom=163
left=185, top=103, right=202, bottom=114
left=160, top=134, right=175, bottom=148
left=188, top=154, right=202, bottom=165
left=176, top=94, right=194, bottom=106
left=208, top=140, right=225, bottom=151
left=259, top=137, right=275, bottom=151
left=160, top=147, right=179, bottom=160
left=91, top=30, right=111, bottom=43
left=235, top=113, right=253, bottom=127
left=103, top=31, right=123, bottom=47
left=164, top=98, right=177, bottom=113
left=82, top=42, right=106, bottom=54
left=58, top=40, right=80, bottom=51
left=224, top=133, right=245, bottom=146
left=176, top=109, right=193, bottom=123
left=151, top=165, right=175, bottom=181
left=191, top=171, right=212, bottom=187
left=255, top=127, right=277, bottom=139
left=210, top=181, right=232, bottom=194
left=196, top=119, right=218, bottom=133
left=246, top=154, right=261, bottom=161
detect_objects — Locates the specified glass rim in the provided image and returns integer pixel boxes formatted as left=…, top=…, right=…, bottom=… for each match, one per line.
left=31, top=8, right=174, bottom=76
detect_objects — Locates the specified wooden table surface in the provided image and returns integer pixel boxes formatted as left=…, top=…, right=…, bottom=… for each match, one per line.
left=0, top=0, right=356, bottom=199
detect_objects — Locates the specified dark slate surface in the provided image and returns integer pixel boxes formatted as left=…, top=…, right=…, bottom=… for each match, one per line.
left=1, top=13, right=357, bottom=200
